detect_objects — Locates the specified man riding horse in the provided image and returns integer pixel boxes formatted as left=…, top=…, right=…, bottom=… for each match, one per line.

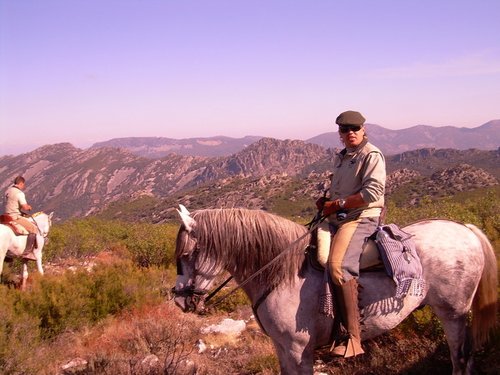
left=316, top=110, right=386, bottom=358
left=3, top=176, right=38, bottom=260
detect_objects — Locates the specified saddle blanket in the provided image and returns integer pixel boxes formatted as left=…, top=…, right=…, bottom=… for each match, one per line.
left=0, top=215, right=29, bottom=235
left=374, top=224, right=425, bottom=299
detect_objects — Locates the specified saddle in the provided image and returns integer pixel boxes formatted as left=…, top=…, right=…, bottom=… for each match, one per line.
left=0, top=214, right=29, bottom=235
left=309, top=223, right=425, bottom=300
left=307, top=235, right=384, bottom=273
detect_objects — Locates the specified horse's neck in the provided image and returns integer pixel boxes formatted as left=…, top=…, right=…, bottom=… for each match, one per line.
left=238, top=261, right=322, bottom=307
left=33, top=214, right=49, bottom=234
left=33, top=213, right=47, bottom=224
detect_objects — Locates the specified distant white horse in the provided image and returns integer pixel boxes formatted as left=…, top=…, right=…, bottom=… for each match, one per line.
left=0, top=212, right=53, bottom=290
left=173, top=207, right=497, bottom=375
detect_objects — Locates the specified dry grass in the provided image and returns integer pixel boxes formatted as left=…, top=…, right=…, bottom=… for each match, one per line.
left=35, top=303, right=197, bottom=374
left=26, top=301, right=277, bottom=375
left=5, top=297, right=499, bottom=375
left=3, top=249, right=497, bottom=375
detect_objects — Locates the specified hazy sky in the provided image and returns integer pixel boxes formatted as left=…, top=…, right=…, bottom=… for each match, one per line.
left=1, top=0, right=499, bottom=155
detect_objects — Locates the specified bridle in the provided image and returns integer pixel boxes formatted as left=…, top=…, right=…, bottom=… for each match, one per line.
left=172, top=243, right=215, bottom=313
left=172, top=284, right=209, bottom=312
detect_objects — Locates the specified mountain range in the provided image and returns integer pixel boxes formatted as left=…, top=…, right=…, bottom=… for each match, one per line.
left=0, top=133, right=498, bottom=221
left=87, top=120, right=500, bottom=158
left=90, top=136, right=263, bottom=158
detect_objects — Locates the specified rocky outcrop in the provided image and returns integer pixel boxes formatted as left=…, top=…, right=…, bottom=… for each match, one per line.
left=385, top=169, right=421, bottom=194
left=426, top=163, right=498, bottom=194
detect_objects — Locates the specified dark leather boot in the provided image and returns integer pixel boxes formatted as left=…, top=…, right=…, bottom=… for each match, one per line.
left=330, top=279, right=364, bottom=357
left=22, top=233, right=37, bottom=260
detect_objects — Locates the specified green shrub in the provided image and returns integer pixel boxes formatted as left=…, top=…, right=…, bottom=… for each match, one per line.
left=400, top=306, right=444, bottom=339
left=4, top=260, right=164, bottom=340
left=44, top=217, right=129, bottom=259
left=44, top=218, right=179, bottom=268
left=386, top=187, right=500, bottom=244
left=243, top=354, right=279, bottom=374
left=213, top=288, right=250, bottom=313
left=123, top=222, right=178, bottom=267
left=0, top=287, right=42, bottom=374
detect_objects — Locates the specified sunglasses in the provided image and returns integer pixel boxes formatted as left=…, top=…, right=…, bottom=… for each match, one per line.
left=339, top=125, right=362, bottom=134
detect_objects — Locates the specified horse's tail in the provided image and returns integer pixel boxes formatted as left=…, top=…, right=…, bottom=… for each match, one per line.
left=466, top=224, right=498, bottom=349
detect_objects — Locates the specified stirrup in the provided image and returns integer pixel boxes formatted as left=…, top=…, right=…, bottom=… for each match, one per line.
left=343, top=336, right=364, bottom=358
left=330, top=341, right=347, bottom=357
left=330, top=335, right=347, bottom=356
left=330, top=336, right=364, bottom=358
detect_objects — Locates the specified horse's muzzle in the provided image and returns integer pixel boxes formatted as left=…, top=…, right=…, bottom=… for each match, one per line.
left=172, top=286, right=206, bottom=313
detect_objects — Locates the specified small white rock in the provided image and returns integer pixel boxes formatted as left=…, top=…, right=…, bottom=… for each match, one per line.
left=201, top=318, right=246, bottom=335
left=196, top=339, right=207, bottom=353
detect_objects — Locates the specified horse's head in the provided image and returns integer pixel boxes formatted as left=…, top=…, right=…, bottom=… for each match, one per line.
left=32, top=211, right=54, bottom=242
left=172, top=205, right=220, bottom=314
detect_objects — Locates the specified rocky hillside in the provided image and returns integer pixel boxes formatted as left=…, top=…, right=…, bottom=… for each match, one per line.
left=91, top=135, right=263, bottom=158
left=0, top=143, right=208, bottom=218
left=0, top=139, right=498, bottom=221
left=386, top=147, right=500, bottom=176
left=0, top=139, right=327, bottom=220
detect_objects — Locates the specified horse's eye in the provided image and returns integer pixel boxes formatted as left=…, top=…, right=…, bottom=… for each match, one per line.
left=176, top=259, right=183, bottom=275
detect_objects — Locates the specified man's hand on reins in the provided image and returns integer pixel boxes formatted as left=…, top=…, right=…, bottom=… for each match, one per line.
left=315, top=196, right=328, bottom=210
left=316, top=197, right=343, bottom=217
left=323, top=200, right=342, bottom=216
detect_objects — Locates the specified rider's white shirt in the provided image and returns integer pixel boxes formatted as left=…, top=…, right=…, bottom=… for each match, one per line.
left=4, top=185, right=27, bottom=219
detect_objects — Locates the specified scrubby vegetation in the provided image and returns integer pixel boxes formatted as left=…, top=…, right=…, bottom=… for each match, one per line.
left=43, top=218, right=180, bottom=267
left=0, top=187, right=498, bottom=374
left=0, top=259, right=171, bottom=374
left=386, top=187, right=500, bottom=251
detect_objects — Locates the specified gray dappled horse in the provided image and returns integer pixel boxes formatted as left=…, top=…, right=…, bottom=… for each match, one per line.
left=173, top=207, right=497, bottom=375
left=0, top=212, right=53, bottom=290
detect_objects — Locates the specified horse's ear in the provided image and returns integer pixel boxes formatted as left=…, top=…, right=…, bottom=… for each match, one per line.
left=48, top=212, right=54, bottom=220
left=178, top=204, right=190, bottom=216
left=177, top=205, right=196, bottom=232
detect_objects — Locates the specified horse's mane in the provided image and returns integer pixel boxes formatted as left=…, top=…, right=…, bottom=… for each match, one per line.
left=190, top=208, right=310, bottom=287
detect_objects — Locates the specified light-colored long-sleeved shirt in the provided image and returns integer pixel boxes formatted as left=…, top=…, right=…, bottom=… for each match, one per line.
left=329, top=138, right=386, bottom=222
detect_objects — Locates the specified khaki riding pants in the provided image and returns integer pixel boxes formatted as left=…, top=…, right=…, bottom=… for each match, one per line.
left=14, top=216, right=38, bottom=234
left=318, top=217, right=379, bottom=286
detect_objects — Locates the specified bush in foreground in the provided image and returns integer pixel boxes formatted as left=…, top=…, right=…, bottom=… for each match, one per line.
left=0, top=259, right=172, bottom=374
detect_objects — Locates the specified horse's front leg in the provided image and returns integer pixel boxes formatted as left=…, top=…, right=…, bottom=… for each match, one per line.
left=21, top=260, right=29, bottom=291
left=274, top=338, right=315, bottom=375
left=34, top=238, right=45, bottom=275
left=35, top=251, right=44, bottom=275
